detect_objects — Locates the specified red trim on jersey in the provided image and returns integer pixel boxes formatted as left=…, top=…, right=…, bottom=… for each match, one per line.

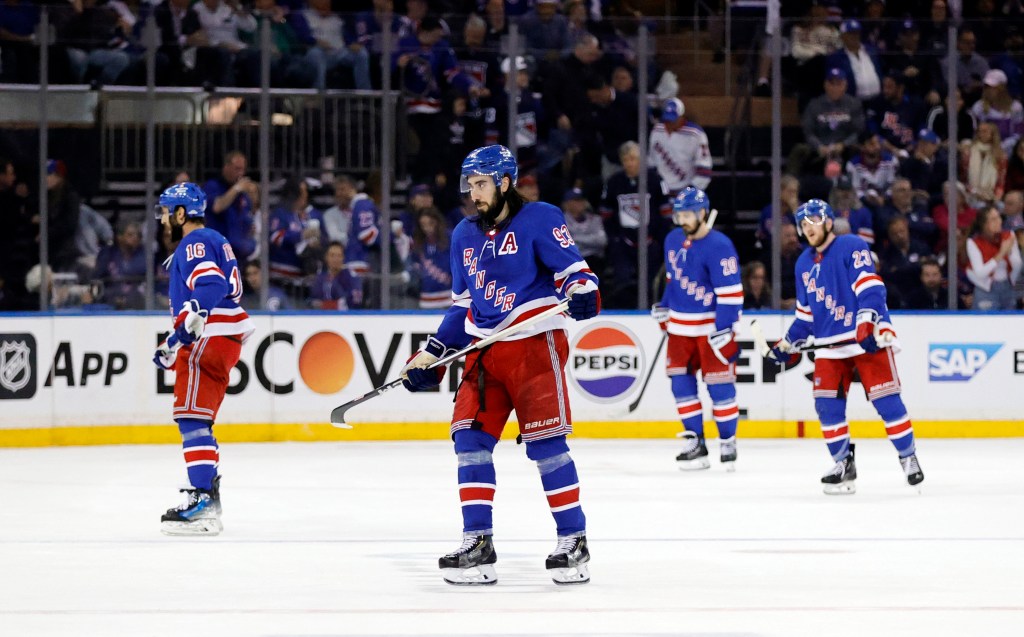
left=554, top=270, right=594, bottom=290
left=187, top=265, right=225, bottom=290
left=886, top=419, right=913, bottom=437
left=713, top=405, right=739, bottom=418
left=853, top=273, right=883, bottom=293
left=183, top=449, right=219, bottom=463
left=670, top=316, right=716, bottom=326
left=823, top=425, right=850, bottom=440
left=459, top=486, right=495, bottom=502
left=546, top=487, right=580, bottom=509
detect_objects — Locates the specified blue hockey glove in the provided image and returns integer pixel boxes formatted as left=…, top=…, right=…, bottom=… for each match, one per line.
left=153, top=332, right=181, bottom=370
left=401, top=336, right=446, bottom=392
left=768, top=337, right=801, bottom=367
left=651, top=304, right=670, bottom=331
left=566, top=284, right=601, bottom=321
left=707, top=327, right=738, bottom=365
left=855, top=309, right=880, bottom=353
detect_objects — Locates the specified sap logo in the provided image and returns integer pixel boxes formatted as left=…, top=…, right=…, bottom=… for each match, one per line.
left=928, top=344, right=1002, bottom=382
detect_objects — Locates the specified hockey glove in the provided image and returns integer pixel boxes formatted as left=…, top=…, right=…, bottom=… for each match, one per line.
left=566, top=283, right=601, bottom=321
left=153, top=332, right=181, bottom=370
left=855, top=309, right=881, bottom=353
left=707, top=327, right=738, bottom=365
left=768, top=337, right=801, bottom=367
left=401, top=336, right=446, bottom=392
left=174, top=299, right=208, bottom=346
left=651, top=304, right=670, bottom=331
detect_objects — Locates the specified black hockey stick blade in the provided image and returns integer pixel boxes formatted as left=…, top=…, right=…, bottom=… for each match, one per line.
left=329, top=377, right=405, bottom=428
left=628, top=332, right=667, bottom=413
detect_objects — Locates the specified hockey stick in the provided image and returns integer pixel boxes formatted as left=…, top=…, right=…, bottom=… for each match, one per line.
left=627, top=332, right=667, bottom=413
left=329, top=300, right=571, bottom=428
left=706, top=208, right=718, bottom=230
left=750, top=319, right=856, bottom=359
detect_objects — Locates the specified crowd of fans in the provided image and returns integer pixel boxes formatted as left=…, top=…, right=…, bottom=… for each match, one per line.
left=1, top=1, right=1022, bottom=313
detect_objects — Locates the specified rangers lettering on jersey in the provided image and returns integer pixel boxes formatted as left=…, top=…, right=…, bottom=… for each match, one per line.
left=660, top=228, right=742, bottom=336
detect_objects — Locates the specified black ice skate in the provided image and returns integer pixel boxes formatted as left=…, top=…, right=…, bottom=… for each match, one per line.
left=821, top=444, right=857, bottom=495
left=675, top=432, right=710, bottom=470
left=546, top=535, right=590, bottom=585
left=900, top=454, right=924, bottom=492
left=439, top=535, right=497, bottom=586
left=160, top=485, right=222, bottom=536
left=720, top=436, right=737, bottom=472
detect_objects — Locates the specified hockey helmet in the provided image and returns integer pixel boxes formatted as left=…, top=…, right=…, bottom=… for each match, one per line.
left=672, top=186, right=710, bottom=225
left=460, top=144, right=518, bottom=193
left=794, top=198, right=834, bottom=235
left=157, top=182, right=207, bottom=220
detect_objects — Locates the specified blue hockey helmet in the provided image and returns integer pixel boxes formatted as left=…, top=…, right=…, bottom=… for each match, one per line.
left=794, top=198, right=834, bottom=235
left=460, top=144, right=518, bottom=193
left=157, top=182, right=207, bottom=220
left=672, top=186, right=710, bottom=224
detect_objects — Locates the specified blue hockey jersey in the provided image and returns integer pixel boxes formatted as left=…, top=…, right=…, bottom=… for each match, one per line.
left=413, top=240, right=453, bottom=309
left=166, top=227, right=254, bottom=340
left=434, top=202, right=599, bottom=349
left=345, top=195, right=380, bottom=275
left=660, top=228, right=743, bottom=336
left=784, top=234, right=896, bottom=360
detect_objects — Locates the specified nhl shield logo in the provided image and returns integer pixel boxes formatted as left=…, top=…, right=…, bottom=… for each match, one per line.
left=0, top=334, right=36, bottom=399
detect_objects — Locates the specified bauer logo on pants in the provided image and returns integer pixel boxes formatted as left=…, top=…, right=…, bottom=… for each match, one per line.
left=0, top=333, right=37, bottom=399
left=568, top=323, right=644, bottom=403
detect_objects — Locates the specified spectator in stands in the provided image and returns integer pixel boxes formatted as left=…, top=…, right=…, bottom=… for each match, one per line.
left=846, top=131, right=899, bottom=212
left=446, top=191, right=476, bottom=230
left=970, top=0, right=1004, bottom=57
left=582, top=73, right=641, bottom=179
left=600, top=140, right=671, bottom=308
left=960, top=121, right=1008, bottom=208
left=454, top=15, right=501, bottom=112
left=988, top=25, right=1024, bottom=100
left=562, top=188, right=607, bottom=278
left=0, top=0, right=40, bottom=84
left=323, top=174, right=361, bottom=245
left=878, top=177, right=939, bottom=250
left=0, top=156, right=34, bottom=309
left=966, top=204, right=1022, bottom=310
left=1003, top=190, right=1024, bottom=238
left=969, top=69, right=1024, bottom=154
left=203, top=150, right=258, bottom=263
left=866, top=73, right=925, bottom=158
left=482, top=0, right=508, bottom=48
left=887, top=20, right=938, bottom=101
left=517, top=172, right=540, bottom=202
left=353, top=0, right=410, bottom=86
left=309, top=241, right=362, bottom=310
left=344, top=170, right=385, bottom=299
left=755, top=3, right=838, bottom=103
left=829, top=175, right=876, bottom=246
left=826, top=19, right=882, bottom=102
left=25, top=263, right=93, bottom=309
left=301, top=0, right=371, bottom=90
left=900, top=128, right=948, bottom=201
left=269, top=176, right=327, bottom=283
left=1005, top=138, right=1024, bottom=192
left=61, top=0, right=134, bottom=85
left=904, top=256, right=962, bottom=309
left=611, top=65, right=635, bottom=94
left=770, top=222, right=803, bottom=310
left=490, top=56, right=545, bottom=175
left=395, top=16, right=472, bottom=184
left=438, top=92, right=481, bottom=210
left=521, top=0, right=570, bottom=67
left=74, top=202, right=113, bottom=277
left=193, top=0, right=256, bottom=86
left=741, top=261, right=771, bottom=310
left=926, top=87, right=976, bottom=143
left=241, top=259, right=290, bottom=311
left=647, top=97, right=712, bottom=192
left=241, top=0, right=313, bottom=87
left=92, top=219, right=146, bottom=309
left=408, top=207, right=451, bottom=310
left=859, top=0, right=888, bottom=53
left=153, top=0, right=204, bottom=86
left=877, top=215, right=933, bottom=308
left=938, top=28, right=988, bottom=105
left=933, top=180, right=977, bottom=253
left=43, top=160, right=82, bottom=273
left=756, top=174, right=800, bottom=257
left=788, top=67, right=865, bottom=177
left=397, top=183, right=435, bottom=237
left=541, top=32, right=607, bottom=174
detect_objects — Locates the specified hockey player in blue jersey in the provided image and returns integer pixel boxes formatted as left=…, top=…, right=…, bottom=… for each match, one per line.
left=400, top=145, right=600, bottom=586
left=652, top=187, right=743, bottom=470
left=769, top=199, right=924, bottom=494
left=152, top=182, right=255, bottom=534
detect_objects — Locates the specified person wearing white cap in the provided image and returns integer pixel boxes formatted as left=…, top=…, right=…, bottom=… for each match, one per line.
left=969, top=68, right=1024, bottom=153
left=647, top=97, right=713, bottom=192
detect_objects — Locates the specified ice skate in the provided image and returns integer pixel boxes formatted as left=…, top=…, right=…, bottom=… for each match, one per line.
left=160, top=486, right=222, bottom=536
left=720, top=436, right=737, bottom=472
left=439, top=535, right=497, bottom=586
left=675, top=432, right=710, bottom=470
left=821, top=444, right=857, bottom=495
left=546, top=535, right=590, bottom=585
left=900, top=454, right=924, bottom=493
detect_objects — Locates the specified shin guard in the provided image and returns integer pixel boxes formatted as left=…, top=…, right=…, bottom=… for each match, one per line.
left=671, top=374, right=704, bottom=437
left=453, top=429, right=498, bottom=535
left=872, top=394, right=917, bottom=458
left=814, top=397, right=850, bottom=462
left=176, top=418, right=218, bottom=491
left=526, top=436, right=585, bottom=537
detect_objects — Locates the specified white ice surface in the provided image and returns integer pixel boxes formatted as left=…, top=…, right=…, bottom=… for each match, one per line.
left=1, top=438, right=1022, bottom=637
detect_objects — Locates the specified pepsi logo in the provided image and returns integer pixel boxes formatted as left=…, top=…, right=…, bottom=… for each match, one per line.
left=569, top=323, right=644, bottom=403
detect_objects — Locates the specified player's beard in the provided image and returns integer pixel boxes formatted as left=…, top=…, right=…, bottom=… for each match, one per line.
left=683, top=220, right=703, bottom=237
left=477, top=190, right=505, bottom=228
left=168, top=217, right=184, bottom=243
left=807, top=226, right=830, bottom=249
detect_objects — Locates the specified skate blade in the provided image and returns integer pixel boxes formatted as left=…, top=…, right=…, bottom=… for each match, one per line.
left=550, top=562, right=590, bottom=585
left=677, top=457, right=711, bottom=471
left=822, top=481, right=856, bottom=495
left=441, top=564, right=497, bottom=586
left=721, top=460, right=736, bottom=472
left=160, top=518, right=223, bottom=536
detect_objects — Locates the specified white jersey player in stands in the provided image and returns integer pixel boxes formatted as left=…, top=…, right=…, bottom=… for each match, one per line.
left=647, top=97, right=713, bottom=192
left=769, top=199, right=924, bottom=494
